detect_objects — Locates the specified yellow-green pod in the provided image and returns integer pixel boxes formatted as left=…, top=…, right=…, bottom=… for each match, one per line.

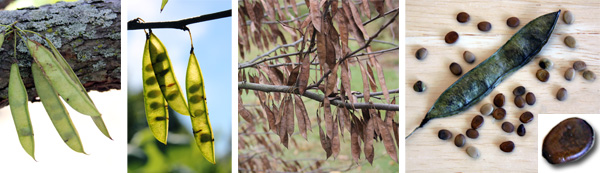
left=186, top=51, right=215, bottom=164
left=26, top=39, right=101, bottom=117
left=32, top=63, right=85, bottom=154
left=143, top=36, right=169, bottom=144
left=160, top=0, right=169, bottom=12
left=147, top=32, right=189, bottom=115
left=8, top=63, right=36, bottom=160
left=42, top=38, right=111, bottom=140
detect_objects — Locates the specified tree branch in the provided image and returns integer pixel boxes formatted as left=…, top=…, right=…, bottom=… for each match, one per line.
left=238, top=82, right=399, bottom=111
left=127, top=9, right=232, bottom=30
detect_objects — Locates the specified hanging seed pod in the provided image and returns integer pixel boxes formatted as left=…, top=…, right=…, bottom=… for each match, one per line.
left=187, top=50, right=216, bottom=164
left=142, top=37, right=169, bottom=144
left=9, top=63, right=35, bottom=160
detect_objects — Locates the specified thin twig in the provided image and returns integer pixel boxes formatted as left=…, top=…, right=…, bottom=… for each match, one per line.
left=127, top=10, right=232, bottom=30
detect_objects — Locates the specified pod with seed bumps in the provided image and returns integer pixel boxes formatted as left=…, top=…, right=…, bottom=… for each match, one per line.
left=142, top=36, right=169, bottom=144
left=9, top=63, right=36, bottom=160
left=187, top=49, right=215, bottom=164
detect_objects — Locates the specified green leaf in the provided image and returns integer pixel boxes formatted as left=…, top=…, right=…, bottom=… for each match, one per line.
left=186, top=51, right=215, bottom=164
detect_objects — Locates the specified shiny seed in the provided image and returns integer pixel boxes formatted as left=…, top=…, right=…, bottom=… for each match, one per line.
left=564, top=68, right=575, bottom=81
left=438, top=129, right=453, bottom=140
left=520, top=111, right=534, bottom=124
left=536, top=69, right=550, bottom=82
left=556, top=88, right=568, bottom=101
left=506, top=17, right=520, bottom=27
left=494, top=93, right=505, bottom=107
left=455, top=134, right=466, bottom=147
left=502, top=122, right=515, bottom=133
left=525, top=92, right=536, bottom=105
left=500, top=141, right=515, bottom=152
left=471, top=115, right=484, bottom=129
left=514, top=96, right=526, bottom=108
left=563, top=10, right=574, bottom=24
left=463, top=51, right=476, bottom=64
left=415, top=47, right=428, bottom=60
left=517, top=124, right=526, bottom=136
left=583, top=70, right=596, bottom=81
left=457, top=12, right=470, bottom=23
left=449, top=62, right=462, bottom=76
left=466, top=129, right=479, bottom=139
left=573, top=61, right=587, bottom=71
left=513, top=86, right=526, bottom=96
left=564, top=36, right=576, bottom=48
left=445, top=31, right=459, bottom=44
left=480, top=103, right=494, bottom=116
left=413, top=80, right=426, bottom=92
left=477, top=21, right=492, bottom=31
left=542, top=117, right=594, bottom=164
left=466, top=146, right=480, bottom=159
left=492, top=107, right=506, bottom=120
left=538, top=58, right=553, bottom=70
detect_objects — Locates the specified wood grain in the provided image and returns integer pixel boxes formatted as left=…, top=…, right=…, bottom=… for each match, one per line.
left=405, top=0, right=600, bottom=172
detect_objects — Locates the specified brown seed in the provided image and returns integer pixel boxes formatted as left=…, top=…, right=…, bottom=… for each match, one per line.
left=564, top=36, right=576, bottom=48
left=506, top=17, right=520, bottom=27
left=536, top=69, right=550, bottom=82
left=513, top=86, right=526, bottom=96
left=514, top=96, right=526, bottom=108
left=538, top=58, right=554, bottom=70
left=466, top=129, right=479, bottom=139
left=564, top=68, right=575, bottom=81
left=517, top=124, right=526, bottom=136
left=502, top=122, right=515, bottom=133
left=494, top=93, right=505, bottom=107
left=463, top=51, right=476, bottom=64
left=445, top=31, right=459, bottom=44
left=573, top=61, right=587, bottom=71
left=454, top=134, right=466, bottom=147
left=413, top=80, right=426, bottom=92
left=556, top=88, right=568, bottom=101
left=520, top=111, right=534, bottom=124
left=438, top=129, right=453, bottom=140
left=542, top=117, right=594, bottom=164
left=457, top=12, right=470, bottom=23
left=500, top=141, right=515, bottom=152
left=449, top=62, right=463, bottom=76
left=563, top=10, right=575, bottom=24
left=471, top=115, right=484, bottom=129
left=492, top=107, right=506, bottom=120
left=583, top=70, right=596, bottom=81
left=415, top=47, right=428, bottom=60
left=477, top=21, right=492, bottom=31
left=466, top=146, right=480, bottom=159
left=525, top=92, right=536, bottom=105
left=480, top=103, right=494, bottom=116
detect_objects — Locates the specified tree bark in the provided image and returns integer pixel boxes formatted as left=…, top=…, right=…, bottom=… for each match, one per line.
left=0, top=0, right=121, bottom=109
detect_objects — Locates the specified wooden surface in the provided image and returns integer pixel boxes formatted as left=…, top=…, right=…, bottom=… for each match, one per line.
left=405, top=0, right=600, bottom=172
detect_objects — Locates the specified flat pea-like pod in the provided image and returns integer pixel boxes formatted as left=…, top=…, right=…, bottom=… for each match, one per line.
left=8, top=63, right=36, bottom=160
left=26, top=39, right=101, bottom=117
left=186, top=51, right=215, bottom=164
left=147, top=32, right=189, bottom=115
left=32, top=63, right=85, bottom=154
left=43, top=38, right=111, bottom=140
left=160, top=0, right=168, bottom=12
left=407, top=10, right=561, bottom=138
left=142, top=36, right=169, bottom=144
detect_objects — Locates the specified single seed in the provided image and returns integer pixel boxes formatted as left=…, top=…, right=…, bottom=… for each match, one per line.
left=150, top=102, right=161, bottom=109
left=517, top=124, right=526, bottom=136
left=449, top=62, right=463, bottom=76
left=167, top=92, right=179, bottom=101
left=494, top=93, right=505, bottom=107
left=563, top=10, right=574, bottom=24
left=145, top=64, right=153, bottom=72
left=457, top=12, right=470, bottom=23
left=506, top=17, right=520, bottom=27
left=513, top=86, right=526, bottom=96
left=145, top=77, right=157, bottom=85
left=193, top=110, right=206, bottom=117
left=477, top=21, right=492, bottom=31
left=514, top=96, right=526, bottom=108
left=564, top=36, right=576, bottom=48
left=471, top=115, right=484, bottom=129
left=492, top=107, right=506, bottom=120
left=413, top=80, right=426, bottom=92
left=538, top=58, right=553, bottom=70
left=525, top=92, right=536, bottom=105
left=454, top=134, right=466, bottom=147
left=583, top=70, right=596, bottom=81
left=190, top=95, right=202, bottom=103
left=466, top=129, right=479, bottom=139
left=480, top=103, right=494, bottom=116
left=564, top=68, right=575, bottom=81
left=573, top=61, right=587, bottom=71
left=536, top=69, right=550, bottom=82
left=556, top=88, right=568, bottom=101
left=445, top=31, right=459, bottom=44
left=463, top=51, right=476, bottom=64
left=542, top=117, right=594, bottom=164
left=466, top=146, right=480, bottom=159
left=502, top=122, right=515, bottom=133
left=438, top=129, right=453, bottom=140
left=415, top=47, right=428, bottom=60
left=520, top=111, right=534, bottom=123
left=147, top=90, right=162, bottom=98
left=188, top=84, right=201, bottom=93
left=500, top=141, right=515, bottom=152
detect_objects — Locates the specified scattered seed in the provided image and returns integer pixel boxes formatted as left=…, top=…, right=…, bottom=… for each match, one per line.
left=492, top=107, right=506, bottom=120
left=538, top=58, right=553, bottom=70
left=556, top=88, right=568, bottom=101
left=502, top=122, right=515, bottom=133
left=514, top=96, right=526, bottom=108
left=563, top=10, right=574, bottom=24
left=477, top=21, right=492, bottom=31
left=438, top=129, right=453, bottom=140
left=416, top=47, right=428, bottom=60
left=413, top=80, right=426, bottom=92
left=564, top=36, right=576, bottom=48
left=457, top=12, right=470, bottom=23
left=463, top=51, right=476, bottom=64
left=445, top=31, right=459, bottom=44
left=564, top=68, right=575, bottom=81
left=471, top=115, right=484, bottom=129
left=466, top=146, right=480, bottom=159
left=449, top=62, right=463, bottom=76
left=480, top=103, right=494, bottom=116
left=513, top=86, right=526, bottom=96
left=517, top=124, right=526, bottom=136
left=466, top=129, right=479, bottom=139
left=507, top=17, right=520, bottom=27
left=520, top=111, right=534, bottom=124
left=525, top=92, right=536, bottom=105
left=573, top=61, right=587, bottom=71
left=536, top=69, right=550, bottom=82
left=583, top=70, right=596, bottom=81
left=500, top=141, right=515, bottom=152
left=542, top=117, right=594, bottom=164
left=494, top=93, right=505, bottom=107
left=455, top=134, right=466, bottom=147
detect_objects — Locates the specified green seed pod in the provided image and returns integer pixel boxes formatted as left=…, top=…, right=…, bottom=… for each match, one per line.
left=186, top=51, right=215, bottom=164
left=142, top=37, right=169, bottom=144
left=8, top=63, right=36, bottom=160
